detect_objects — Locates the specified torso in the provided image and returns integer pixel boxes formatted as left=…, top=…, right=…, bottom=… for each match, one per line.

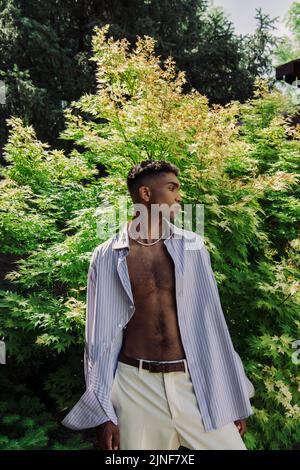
left=119, top=236, right=186, bottom=361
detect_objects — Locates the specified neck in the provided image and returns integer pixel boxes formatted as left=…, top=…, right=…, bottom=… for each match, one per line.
left=129, top=213, right=170, bottom=243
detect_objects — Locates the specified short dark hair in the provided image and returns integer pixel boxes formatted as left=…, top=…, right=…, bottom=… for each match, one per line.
left=127, top=160, right=180, bottom=201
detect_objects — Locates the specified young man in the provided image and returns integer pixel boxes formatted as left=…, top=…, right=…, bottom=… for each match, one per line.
left=62, top=160, right=255, bottom=450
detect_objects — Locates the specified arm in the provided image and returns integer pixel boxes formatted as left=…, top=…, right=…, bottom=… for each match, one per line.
left=201, top=243, right=254, bottom=435
left=84, top=257, right=120, bottom=450
left=203, top=244, right=255, bottom=400
left=84, top=254, right=120, bottom=450
left=233, top=351, right=254, bottom=436
left=61, top=248, right=119, bottom=442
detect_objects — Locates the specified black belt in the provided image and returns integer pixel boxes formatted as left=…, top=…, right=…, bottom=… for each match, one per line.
left=118, top=352, right=186, bottom=373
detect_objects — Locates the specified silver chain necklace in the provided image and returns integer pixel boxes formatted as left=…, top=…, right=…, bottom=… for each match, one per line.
left=128, top=221, right=171, bottom=246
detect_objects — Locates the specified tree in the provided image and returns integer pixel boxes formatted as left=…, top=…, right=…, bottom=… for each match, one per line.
left=0, top=0, right=280, bottom=153
left=0, top=0, right=96, bottom=151
left=274, top=1, right=300, bottom=65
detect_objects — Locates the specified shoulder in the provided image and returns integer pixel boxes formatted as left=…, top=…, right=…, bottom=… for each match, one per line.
left=89, top=236, right=116, bottom=265
left=172, top=224, right=213, bottom=265
left=179, top=227, right=205, bottom=252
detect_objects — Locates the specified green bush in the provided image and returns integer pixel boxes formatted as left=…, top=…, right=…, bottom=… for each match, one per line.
left=0, top=25, right=299, bottom=449
left=0, top=373, right=93, bottom=450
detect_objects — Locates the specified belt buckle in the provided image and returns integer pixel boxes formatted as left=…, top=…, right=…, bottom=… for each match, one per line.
left=148, top=361, right=165, bottom=372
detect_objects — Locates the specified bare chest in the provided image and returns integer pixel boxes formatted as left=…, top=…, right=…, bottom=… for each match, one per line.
left=125, top=242, right=175, bottom=296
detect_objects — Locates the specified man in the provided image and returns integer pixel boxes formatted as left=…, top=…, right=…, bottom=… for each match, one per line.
left=62, top=160, right=255, bottom=450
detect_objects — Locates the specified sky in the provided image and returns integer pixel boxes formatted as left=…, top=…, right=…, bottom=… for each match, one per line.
left=211, top=0, right=296, bottom=37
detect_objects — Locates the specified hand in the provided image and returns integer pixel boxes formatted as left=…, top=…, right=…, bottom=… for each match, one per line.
left=96, top=421, right=120, bottom=450
left=234, top=419, right=247, bottom=437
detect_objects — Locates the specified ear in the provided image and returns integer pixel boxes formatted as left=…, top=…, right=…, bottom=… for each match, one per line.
left=138, top=185, right=151, bottom=202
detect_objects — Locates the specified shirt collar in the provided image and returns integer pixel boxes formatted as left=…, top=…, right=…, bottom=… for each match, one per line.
left=112, top=218, right=184, bottom=250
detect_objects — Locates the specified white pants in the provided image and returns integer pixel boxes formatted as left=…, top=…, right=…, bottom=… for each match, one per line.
left=111, top=359, right=247, bottom=450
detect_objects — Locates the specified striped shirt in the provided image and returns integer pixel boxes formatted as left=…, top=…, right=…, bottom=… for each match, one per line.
left=62, top=219, right=254, bottom=432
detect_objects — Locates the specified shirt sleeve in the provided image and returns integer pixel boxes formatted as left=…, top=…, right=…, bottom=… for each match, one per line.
left=61, top=249, right=113, bottom=430
left=203, top=244, right=255, bottom=400
left=233, top=350, right=255, bottom=399
left=84, top=255, right=97, bottom=386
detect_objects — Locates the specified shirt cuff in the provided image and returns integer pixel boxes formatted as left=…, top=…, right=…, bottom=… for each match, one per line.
left=61, top=386, right=117, bottom=430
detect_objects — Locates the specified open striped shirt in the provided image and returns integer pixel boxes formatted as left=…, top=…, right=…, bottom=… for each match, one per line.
left=62, top=219, right=254, bottom=432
